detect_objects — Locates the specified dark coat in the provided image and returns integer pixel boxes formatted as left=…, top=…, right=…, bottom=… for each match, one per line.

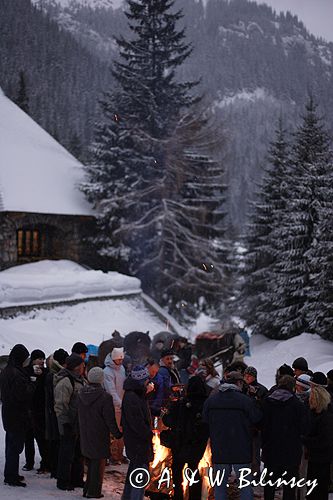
left=121, top=377, right=153, bottom=463
left=0, top=356, right=35, bottom=432
left=78, top=384, right=122, bottom=459
left=150, top=365, right=180, bottom=416
left=303, top=409, right=333, bottom=463
left=203, top=383, right=262, bottom=464
left=246, top=380, right=268, bottom=401
left=45, top=357, right=63, bottom=441
left=261, top=388, right=309, bottom=468
left=162, top=396, right=209, bottom=464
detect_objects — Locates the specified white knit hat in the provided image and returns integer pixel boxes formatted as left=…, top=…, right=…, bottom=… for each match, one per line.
left=112, top=347, right=125, bottom=360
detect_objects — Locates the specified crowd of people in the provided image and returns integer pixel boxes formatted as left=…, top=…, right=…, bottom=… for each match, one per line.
left=0, top=337, right=333, bottom=500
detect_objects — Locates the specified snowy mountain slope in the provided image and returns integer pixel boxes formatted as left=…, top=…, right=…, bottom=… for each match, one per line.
left=32, top=0, right=118, bottom=10
left=27, top=0, right=333, bottom=233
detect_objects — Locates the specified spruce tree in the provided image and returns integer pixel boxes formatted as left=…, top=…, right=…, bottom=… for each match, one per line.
left=14, top=70, right=29, bottom=114
left=83, top=0, right=229, bottom=317
left=268, top=98, right=333, bottom=338
left=240, top=120, right=291, bottom=336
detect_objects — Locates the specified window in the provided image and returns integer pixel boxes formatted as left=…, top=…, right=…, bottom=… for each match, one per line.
left=17, top=229, right=40, bottom=258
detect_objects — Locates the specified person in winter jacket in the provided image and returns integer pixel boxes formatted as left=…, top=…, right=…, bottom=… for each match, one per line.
left=78, top=367, right=122, bottom=499
left=71, top=342, right=88, bottom=361
left=103, top=347, right=126, bottom=464
left=121, top=365, right=153, bottom=500
left=303, top=386, right=333, bottom=500
left=23, top=349, right=49, bottom=473
left=45, top=348, right=68, bottom=478
left=203, top=370, right=262, bottom=500
left=149, top=349, right=180, bottom=417
left=54, top=353, right=85, bottom=491
left=162, top=376, right=209, bottom=500
left=243, top=366, right=268, bottom=401
left=292, top=357, right=309, bottom=378
left=296, top=374, right=311, bottom=406
left=196, top=358, right=221, bottom=395
left=0, top=344, right=35, bottom=487
left=261, top=375, right=309, bottom=500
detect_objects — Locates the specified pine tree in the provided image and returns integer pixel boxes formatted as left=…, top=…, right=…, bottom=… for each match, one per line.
left=14, top=70, right=29, bottom=114
left=268, top=98, right=333, bottom=339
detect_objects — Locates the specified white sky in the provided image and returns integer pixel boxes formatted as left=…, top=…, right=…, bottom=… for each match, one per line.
left=255, top=0, right=333, bottom=42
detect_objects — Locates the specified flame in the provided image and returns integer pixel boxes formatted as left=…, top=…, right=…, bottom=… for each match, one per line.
left=182, top=442, right=212, bottom=499
left=151, top=431, right=169, bottom=469
left=182, top=463, right=189, bottom=497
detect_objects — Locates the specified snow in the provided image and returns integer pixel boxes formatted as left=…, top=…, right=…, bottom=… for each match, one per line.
left=32, top=0, right=122, bottom=10
left=0, top=260, right=141, bottom=307
left=213, top=87, right=276, bottom=109
left=245, top=332, right=333, bottom=389
left=0, top=88, right=93, bottom=216
left=0, top=296, right=172, bottom=357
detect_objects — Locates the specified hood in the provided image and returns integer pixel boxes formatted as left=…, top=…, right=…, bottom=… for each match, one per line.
left=78, top=384, right=104, bottom=406
left=53, top=367, right=82, bottom=387
left=219, top=382, right=241, bottom=393
left=8, top=344, right=29, bottom=367
left=104, top=352, right=122, bottom=370
left=268, top=388, right=294, bottom=403
left=48, top=355, right=63, bottom=375
left=123, top=376, right=146, bottom=396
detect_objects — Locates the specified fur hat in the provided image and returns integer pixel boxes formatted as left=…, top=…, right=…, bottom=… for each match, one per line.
left=65, top=353, right=84, bottom=371
left=292, top=357, right=308, bottom=372
left=88, top=367, right=104, bottom=385
left=131, top=365, right=149, bottom=382
left=112, top=347, right=125, bottom=360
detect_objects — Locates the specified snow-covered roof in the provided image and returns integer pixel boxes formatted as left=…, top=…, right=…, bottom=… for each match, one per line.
left=0, top=88, right=94, bottom=216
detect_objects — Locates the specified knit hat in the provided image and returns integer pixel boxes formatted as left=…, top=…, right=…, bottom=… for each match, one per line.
left=292, top=357, right=308, bottom=372
left=65, top=353, right=84, bottom=371
left=160, top=348, right=174, bottom=358
left=296, top=374, right=311, bottom=389
left=112, top=347, right=125, bottom=361
left=71, top=342, right=88, bottom=355
left=87, top=367, right=104, bottom=385
left=53, top=348, right=69, bottom=366
left=311, top=372, right=327, bottom=386
left=131, top=365, right=149, bottom=382
left=9, top=344, right=29, bottom=366
left=244, top=366, right=257, bottom=379
left=31, top=349, right=46, bottom=361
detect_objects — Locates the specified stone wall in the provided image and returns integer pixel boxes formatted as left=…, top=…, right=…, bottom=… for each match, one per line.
left=0, top=212, right=98, bottom=271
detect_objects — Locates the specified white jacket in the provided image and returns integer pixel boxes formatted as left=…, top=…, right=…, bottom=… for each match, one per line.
left=103, top=353, right=126, bottom=410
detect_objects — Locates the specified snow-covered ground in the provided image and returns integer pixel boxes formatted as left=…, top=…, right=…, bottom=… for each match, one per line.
left=246, top=332, right=333, bottom=389
left=0, top=296, right=173, bottom=357
left=0, top=260, right=141, bottom=307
